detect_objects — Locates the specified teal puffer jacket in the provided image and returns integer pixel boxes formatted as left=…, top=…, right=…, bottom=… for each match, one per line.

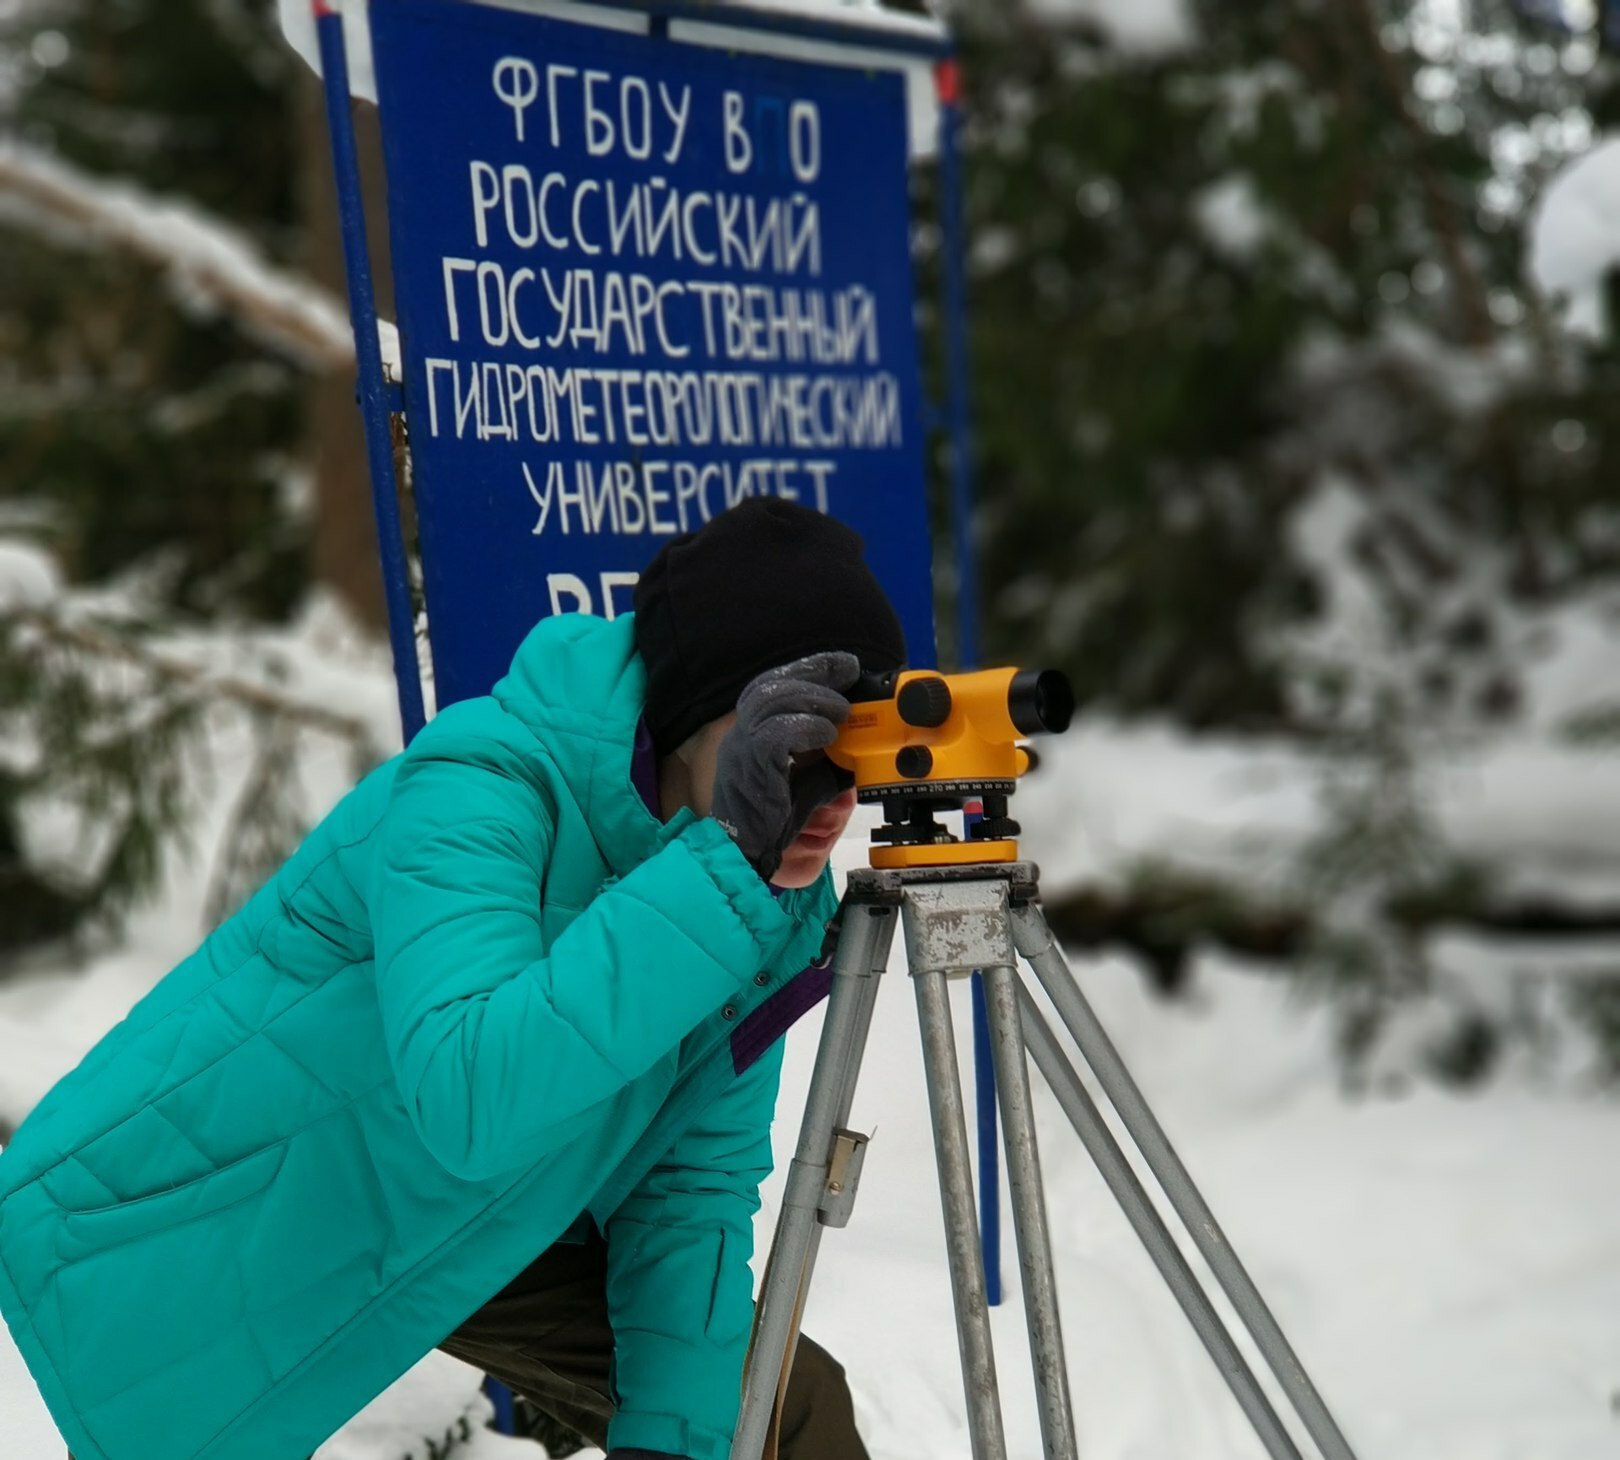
left=0, top=611, right=838, bottom=1460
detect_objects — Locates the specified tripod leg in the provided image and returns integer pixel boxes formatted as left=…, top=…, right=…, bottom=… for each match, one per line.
left=1018, top=986, right=1305, bottom=1460
left=733, top=903, right=896, bottom=1460
left=980, top=964, right=1077, bottom=1460
left=914, top=969, right=1009, bottom=1460
left=1012, top=904, right=1361, bottom=1460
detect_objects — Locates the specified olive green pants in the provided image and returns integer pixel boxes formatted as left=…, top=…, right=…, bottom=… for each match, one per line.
left=435, top=1224, right=869, bottom=1460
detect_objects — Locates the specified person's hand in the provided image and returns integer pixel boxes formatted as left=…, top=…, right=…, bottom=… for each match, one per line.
left=709, top=651, right=861, bottom=882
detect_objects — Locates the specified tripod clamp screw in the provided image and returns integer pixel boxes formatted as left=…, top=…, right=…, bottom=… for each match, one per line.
left=818, top=1128, right=870, bottom=1230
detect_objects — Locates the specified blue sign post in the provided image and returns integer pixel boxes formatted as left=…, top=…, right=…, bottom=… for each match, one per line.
left=368, top=0, right=937, bottom=705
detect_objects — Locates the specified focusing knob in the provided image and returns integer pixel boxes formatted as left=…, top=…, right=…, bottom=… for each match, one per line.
left=897, top=676, right=953, bottom=729
left=895, top=745, right=934, bottom=780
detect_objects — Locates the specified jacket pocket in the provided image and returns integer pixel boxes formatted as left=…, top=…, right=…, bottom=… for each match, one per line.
left=58, top=1141, right=288, bottom=1256
left=704, top=1227, right=755, bottom=1347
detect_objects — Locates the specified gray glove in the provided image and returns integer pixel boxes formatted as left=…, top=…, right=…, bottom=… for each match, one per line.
left=709, top=651, right=861, bottom=882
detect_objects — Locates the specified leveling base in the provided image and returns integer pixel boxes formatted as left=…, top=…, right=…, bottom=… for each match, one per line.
left=868, top=840, right=1018, bottom=869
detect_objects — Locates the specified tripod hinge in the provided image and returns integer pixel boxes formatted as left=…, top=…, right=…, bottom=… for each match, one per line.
left=817, top=1129, right=870, bottom=1229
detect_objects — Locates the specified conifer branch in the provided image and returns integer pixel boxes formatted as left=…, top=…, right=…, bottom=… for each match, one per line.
left=14, top=608, right=376, bottom=748
left=0, top=138, right=354, bottom=369
left=1345, top=0, right=1497, bottom=348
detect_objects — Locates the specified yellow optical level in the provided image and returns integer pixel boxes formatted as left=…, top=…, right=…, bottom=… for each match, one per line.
left=828, top=666, right=1075, bottom=869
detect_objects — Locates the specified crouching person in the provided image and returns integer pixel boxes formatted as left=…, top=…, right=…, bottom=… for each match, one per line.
left=2, top=498, right=899, bottom=1460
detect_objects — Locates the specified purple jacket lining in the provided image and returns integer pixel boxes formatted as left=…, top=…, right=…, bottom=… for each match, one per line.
left=728, top=958, right=833, bottom=1075
left=630, top=716, right=830, bottom=1074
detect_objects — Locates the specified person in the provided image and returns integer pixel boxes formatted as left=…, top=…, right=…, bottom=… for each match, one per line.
left=0, top=497, right=908, bottom=1460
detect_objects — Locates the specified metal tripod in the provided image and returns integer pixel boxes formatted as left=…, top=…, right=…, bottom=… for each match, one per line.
left=732, top=861, right=1362, bottom=1460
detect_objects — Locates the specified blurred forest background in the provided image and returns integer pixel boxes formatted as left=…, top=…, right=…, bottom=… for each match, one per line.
left=3, top=0, right=1619, bottom=1087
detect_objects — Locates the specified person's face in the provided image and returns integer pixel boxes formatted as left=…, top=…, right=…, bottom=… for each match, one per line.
left=675, top=712, right=858, bottom=889
left=769, top=779, right=858, bottom=888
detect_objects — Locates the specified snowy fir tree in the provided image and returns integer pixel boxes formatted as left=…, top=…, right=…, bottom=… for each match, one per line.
left=943, top=0, right=1619, bottom=733
left=0, top=0, right=313, bottom=615
left=921, top=0, right=1620, bottom=1078
left=0, top=0, right=379, bottom=956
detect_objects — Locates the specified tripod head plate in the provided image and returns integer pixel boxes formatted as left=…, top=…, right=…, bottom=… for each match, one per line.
left=898, top=879, right=1018, bottom=977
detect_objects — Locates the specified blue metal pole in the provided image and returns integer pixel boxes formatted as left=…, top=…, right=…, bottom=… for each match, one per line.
left=936, top=60, right=1000, bottom=1308
left=313, top=0, right=428, bottom=744
left=938, top=75, right=984, bottom=674
left=481, top=1373, right=517, bottom=1436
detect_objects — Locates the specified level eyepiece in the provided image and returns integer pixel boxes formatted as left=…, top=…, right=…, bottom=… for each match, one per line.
left=848, top=668, right=899, bottom=705
left=1008, top=669, right=1075, bottom=737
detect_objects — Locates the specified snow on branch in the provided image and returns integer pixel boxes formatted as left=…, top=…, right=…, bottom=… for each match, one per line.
left=0, top=137, right=355, bottom=369
left=1026, top=0, right=1196, bottom=56
left=11, top=604, right=377, bottom=746
left=1530, top=135, right=1620, bottom=340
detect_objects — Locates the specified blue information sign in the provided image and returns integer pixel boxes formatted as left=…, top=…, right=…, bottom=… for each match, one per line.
left=369, top=0, right=937, bottom=706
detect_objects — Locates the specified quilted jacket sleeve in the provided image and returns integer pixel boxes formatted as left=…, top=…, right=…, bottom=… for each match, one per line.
left=601, top=1043, right=785, bottom=1460
left=371, top=740, right=798, bottom=1183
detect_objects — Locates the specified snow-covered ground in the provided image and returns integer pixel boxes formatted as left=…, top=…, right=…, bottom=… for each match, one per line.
left=3, top=612, right=1619, bottom=1458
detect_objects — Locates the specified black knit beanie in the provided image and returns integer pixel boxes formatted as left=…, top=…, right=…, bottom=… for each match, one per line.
left=632, top=497, right=909, bottom=757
